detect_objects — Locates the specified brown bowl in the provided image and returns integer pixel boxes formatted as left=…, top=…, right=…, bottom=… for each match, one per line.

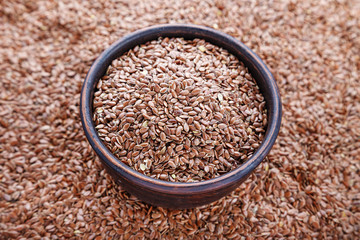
left=80, top=24, right=282, bottom=209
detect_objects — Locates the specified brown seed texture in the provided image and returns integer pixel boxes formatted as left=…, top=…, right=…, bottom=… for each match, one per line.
left=93, top=37, right=267, bottom=182
left=0, top=0, right=359, bottom=239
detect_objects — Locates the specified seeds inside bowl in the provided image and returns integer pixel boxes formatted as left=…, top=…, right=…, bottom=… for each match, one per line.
left=93, top=37, right=267, bottom=182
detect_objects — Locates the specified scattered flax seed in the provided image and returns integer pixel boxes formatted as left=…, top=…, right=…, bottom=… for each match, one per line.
left=1, top=0, right=359, bottom=239
left=93, top=37, right=267, bottom=182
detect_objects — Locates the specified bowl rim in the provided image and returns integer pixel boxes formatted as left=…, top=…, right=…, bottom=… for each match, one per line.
left=80, top=24, right=282, bottom=194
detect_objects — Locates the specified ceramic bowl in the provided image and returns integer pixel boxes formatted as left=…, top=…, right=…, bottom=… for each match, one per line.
left=80, top=24, right=282, bottom=209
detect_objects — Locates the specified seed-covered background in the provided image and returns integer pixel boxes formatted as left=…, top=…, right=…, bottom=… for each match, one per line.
left=0, top=0, right=359, bottom=239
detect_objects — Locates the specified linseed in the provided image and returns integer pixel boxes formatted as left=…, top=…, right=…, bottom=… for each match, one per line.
left=93, top=37, right=267, bottom=182
left=1, top=0, right=359, bottom=238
